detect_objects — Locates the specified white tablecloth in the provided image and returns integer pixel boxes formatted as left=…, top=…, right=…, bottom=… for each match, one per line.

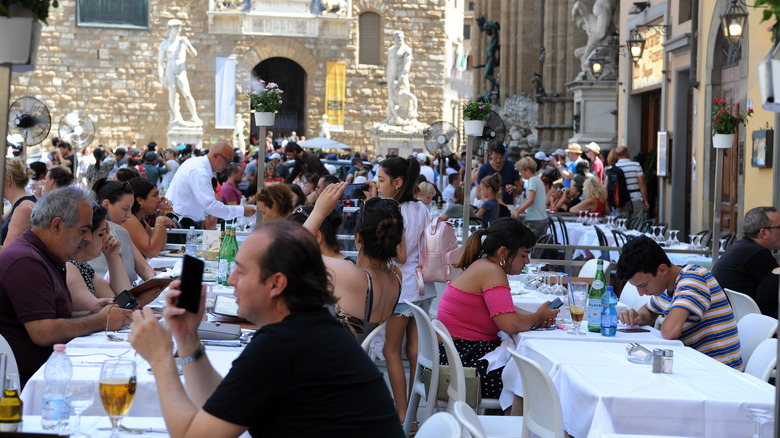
left=18, top=415, right=169, bottom=437
left=503, top=339, right=774, bottom=438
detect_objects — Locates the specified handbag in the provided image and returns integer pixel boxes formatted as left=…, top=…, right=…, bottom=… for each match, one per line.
left=423, top=364, right=482, bottom=409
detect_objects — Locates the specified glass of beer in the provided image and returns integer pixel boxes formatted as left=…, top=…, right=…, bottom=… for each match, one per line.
left=99, top=359, right=137, bottom=437
left=568, top=283, right=588, bottom=335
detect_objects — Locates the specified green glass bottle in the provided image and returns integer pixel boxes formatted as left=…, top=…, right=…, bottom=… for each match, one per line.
left=587, top=260, right=607, bottom=332
left=217, top=223, right=228, bottom=285
left=225, top=222, right=238, bottom=283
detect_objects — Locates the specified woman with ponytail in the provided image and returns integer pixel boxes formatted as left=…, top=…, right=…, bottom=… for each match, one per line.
left=375, top=156, right=435, bottom=422
left=437, top=217, right=559, bottom=399
left=301, top=182, right=404, bottom=343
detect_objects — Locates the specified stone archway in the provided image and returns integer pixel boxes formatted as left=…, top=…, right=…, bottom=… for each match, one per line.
left=253, top=58, right=306, bottom=139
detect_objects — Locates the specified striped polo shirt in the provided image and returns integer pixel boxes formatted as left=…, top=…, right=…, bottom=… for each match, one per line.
left=646, top=264, right=743, bottom=369
left=615, top=158, right=644, bottom=201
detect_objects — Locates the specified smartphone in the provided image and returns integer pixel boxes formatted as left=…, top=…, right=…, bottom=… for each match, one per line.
left=340, top=183, right=369, bottom=200
left=618, top=328, right=650, bottom=333
left=547, top=297, right=563, bottom=309
left=176, top=255, right=204, bottom=313
left=113, top=290, right=140, bottom=310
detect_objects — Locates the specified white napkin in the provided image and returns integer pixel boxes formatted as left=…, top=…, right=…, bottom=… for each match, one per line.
left=480, top=331, right=516, bottom=372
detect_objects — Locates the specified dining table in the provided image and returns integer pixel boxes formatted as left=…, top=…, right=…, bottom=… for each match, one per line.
left=500, top=336, right=774, bottom=438
left=15, top=415, right=170, bottom=437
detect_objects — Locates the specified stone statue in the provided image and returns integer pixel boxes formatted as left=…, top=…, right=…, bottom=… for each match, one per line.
left=476, top=15, right=500, bottom=102
left=158, top=19, right=202, bottom=127
left=531, top=72, right=545, bottom=98
left=321, top=0, right=347, bottom=15
left=319, top=114, right=331, bottom=139
left=497, top=94, right=539, bottom=147
left=233, top=114, right=246, bottom=149
left=384, top=30, right=419, bottom=126
left=572, top=0, right=618, bottom=79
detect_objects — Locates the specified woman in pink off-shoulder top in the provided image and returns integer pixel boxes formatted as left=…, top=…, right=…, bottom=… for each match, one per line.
left=437, top=217, right=558, bottom=399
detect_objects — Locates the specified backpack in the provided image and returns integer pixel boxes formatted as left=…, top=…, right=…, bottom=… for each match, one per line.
left=415, top=217, right=463, bottom=293
left=606, top=165, right=630, bottom=208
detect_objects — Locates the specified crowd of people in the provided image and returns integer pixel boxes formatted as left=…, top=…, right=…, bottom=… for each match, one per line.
left=0, top=132, right=770, bottom=435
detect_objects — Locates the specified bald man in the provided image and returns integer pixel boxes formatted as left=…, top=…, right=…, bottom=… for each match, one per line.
left=167, top=141, right=255, bottom=228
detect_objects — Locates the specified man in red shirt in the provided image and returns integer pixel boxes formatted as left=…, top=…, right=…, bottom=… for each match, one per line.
left=220, top=164, right=244, bottom=205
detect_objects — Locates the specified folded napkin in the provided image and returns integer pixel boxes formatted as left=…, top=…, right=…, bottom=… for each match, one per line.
left=480, top=331, right=516, bottom=372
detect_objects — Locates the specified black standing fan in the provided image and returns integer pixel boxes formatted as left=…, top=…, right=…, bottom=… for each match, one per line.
left=59, top=111, right=96, bottom=149
left=477, top=110, right=506, bottom=156
left=423, top=121, right=459, bottom=189
left=8, top=96, right=51, bottom=156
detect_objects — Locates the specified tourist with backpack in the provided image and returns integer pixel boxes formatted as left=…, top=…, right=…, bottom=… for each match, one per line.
left=609, top=146, right=649, bottom=221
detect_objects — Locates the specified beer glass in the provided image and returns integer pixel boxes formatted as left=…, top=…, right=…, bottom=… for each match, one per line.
left=568, top=283, right=588, bottom=335
left=99, top=359, right=136, bottom=438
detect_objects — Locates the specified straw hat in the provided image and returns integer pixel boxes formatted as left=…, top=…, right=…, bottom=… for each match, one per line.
left=565, top=143, right=583, bottom=154
left=585, top=142, right=601, bottom=154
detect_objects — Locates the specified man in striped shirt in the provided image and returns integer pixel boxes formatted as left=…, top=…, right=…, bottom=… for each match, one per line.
left=614, top=146, right=649, bottom=221
left=616, top=236, right=743, bottom=369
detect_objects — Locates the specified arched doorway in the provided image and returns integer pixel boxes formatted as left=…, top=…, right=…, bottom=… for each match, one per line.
left=252, top=58, right=306, bottom=145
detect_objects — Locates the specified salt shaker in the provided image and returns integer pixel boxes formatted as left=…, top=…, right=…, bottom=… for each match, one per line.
left=652, top=348, right=664, bottom=373
left=662, top=349, right=674, bottom=374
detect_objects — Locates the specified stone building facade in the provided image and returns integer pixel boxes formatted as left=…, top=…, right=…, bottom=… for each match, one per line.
left=10, top=0, right=462, bottom=155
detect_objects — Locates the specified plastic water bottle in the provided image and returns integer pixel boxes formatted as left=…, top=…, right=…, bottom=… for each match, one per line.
left=600, top=286, right=618, bottom=337
left=185, top=226, right=197, bottom=254
left=41, top=344, right=72, bottom=431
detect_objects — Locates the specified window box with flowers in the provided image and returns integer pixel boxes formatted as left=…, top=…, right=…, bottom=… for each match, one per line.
left=245, top=80, right=283, bottom=126
left=711, top=98, right=753, bottom=148
left=0, top=0, right=57, bottom=69
left=462, top=100, right=491, bottom=136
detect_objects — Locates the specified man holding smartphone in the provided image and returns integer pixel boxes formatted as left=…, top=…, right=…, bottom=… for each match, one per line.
left=129, top=221, right=403, bottom=437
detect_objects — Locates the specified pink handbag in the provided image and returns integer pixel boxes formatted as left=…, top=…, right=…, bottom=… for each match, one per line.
left=416, top=217, right=463, bottom=294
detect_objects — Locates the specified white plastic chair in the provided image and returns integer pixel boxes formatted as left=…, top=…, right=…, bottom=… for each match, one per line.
left=618, top=283, right=650, bottom=311
left=360, top=321, right=386, bottom=360
left=509, top=349, right=565, bottom=438
left=737, top=313, right=779, bottom=369
left=452, top=401, right=488, bottom=438
left=405, top=300, right=440, bottom=436
left=453, top=400, right=524, bottom=438
left=431, top=320, right=467, bottom=410
left=578, top=259, right=610, bottom=278
left=724, top=288, right=761, bottom=322
left=414, top=412, right=462, bottom=438
left=745, top=338, right=778, bottom=382
left=0, top=333, right=18, bottom=376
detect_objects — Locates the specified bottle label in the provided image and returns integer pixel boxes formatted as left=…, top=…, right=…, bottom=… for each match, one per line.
left=591, top=279, right=604, bottom=290
left=587, top=299, right=603, bottom=330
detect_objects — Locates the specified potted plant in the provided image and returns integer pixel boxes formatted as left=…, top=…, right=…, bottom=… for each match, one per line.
left=462, top=99, right=491, bottom=136
left=711, top=98, right=753, bottom=148
left=245, top=80, right=283, bottom=126
left=0, top=0, right=58, bottom=68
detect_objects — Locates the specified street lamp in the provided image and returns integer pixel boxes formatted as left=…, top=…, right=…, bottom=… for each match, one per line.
left=627, top=28, right=645, bottom=63
left=589, top=56, right=607, bottom=79
left=720, top=0, right=749, bottom=45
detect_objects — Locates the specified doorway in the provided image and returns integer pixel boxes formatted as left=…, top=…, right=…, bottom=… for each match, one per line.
left=251, top=58, right=306, bottom=143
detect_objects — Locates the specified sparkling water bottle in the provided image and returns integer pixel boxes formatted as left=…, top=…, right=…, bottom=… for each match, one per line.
left=185, top=226, right=197, bottom=254
left=41, top=344, right=72, bottom=431
left=600, top=286, right=618, bottom=337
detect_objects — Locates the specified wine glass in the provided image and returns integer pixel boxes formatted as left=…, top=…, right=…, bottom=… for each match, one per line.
left=99, top=359, right=137, bottom=438
left=68, top=381, right=95, bottom=438
left=744, top=407, right=773, bottom=438
left=567, top=283, right=588, bottom=335
left=668, top=230, right=679, bottom=246
left=719, top=238, right=728, bottom=253
left=688, top=234, right=698, bottom=250
left=554, top=273, right=571, bottom=324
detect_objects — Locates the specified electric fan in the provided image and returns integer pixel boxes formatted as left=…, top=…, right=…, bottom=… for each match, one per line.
left=423, top=121, right=459, bottom=190
left=7, top=96, right=51, bottom=157
left=58, top=110, right=96, bottom=149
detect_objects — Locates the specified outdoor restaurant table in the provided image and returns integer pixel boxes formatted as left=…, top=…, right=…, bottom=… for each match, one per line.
left=507, top=277, right=629, bottom=314
left=16, top=415, right=170, bottom=437
left=503, top=338, right=774, bottom=438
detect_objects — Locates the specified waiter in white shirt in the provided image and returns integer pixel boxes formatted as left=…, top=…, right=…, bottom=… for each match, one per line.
left=167, top=141, right=255, bottom=229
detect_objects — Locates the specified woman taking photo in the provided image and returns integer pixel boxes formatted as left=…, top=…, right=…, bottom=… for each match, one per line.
left=302, top=182, right=404, bottom=343
left=90, top=178, right=156, bottom=283
left=376, top=156, right=435, bottom=423
left=437, top=217, right=559, bottom=399
left=123, top=177, right=175, bottom=259
left=290, top=204, right=352, bottom=262
left=1, top=157, right=36, bottom=247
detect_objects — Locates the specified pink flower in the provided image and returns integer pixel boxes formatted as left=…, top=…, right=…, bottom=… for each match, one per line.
left=719, top=99, right=726, bottom=104
left=478, top=105, right=485, bottom=109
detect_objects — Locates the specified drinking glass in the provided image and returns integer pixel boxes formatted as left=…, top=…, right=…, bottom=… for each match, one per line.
left=688, top=234, right=698, bottom=250
left=719, top=238, right=728, bottom=253
left=554, top=273, right=571, bottom=324
left=668, top=230, right=679, bottom=245
left=567, top=283, right=588, bottom=335
left=99, top=359, right=137, bottom=438
left=68, top=381, right=95, bottom=438
left=590, top=212, right=599, bottom=225
left=744, top=407, right=773, bottom=438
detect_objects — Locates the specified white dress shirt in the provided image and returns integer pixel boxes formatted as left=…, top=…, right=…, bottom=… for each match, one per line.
left=167, top=155, right=243, bottom=221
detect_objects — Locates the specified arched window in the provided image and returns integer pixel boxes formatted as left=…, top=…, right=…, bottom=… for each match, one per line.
left=359, top=12, right=381, bottom=65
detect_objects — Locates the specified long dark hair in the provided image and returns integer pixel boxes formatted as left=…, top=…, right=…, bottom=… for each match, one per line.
left=380, top=156, right=420, bottom=203
left=127, top=177, right=156, bottom=214
left=356, top=198, right=404, bottom=261
left=92, top=178, right=134, bottom=205
left=456, top=217, right=535, bottom=269
left=93, top=148, right=104, bottom=171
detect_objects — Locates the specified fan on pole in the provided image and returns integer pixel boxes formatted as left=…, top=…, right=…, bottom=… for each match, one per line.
left=7, top=96, right=51, bottom=158
left=58, top=110, right=96, bottom=150
left=423, top=121, right=459, bottom=191
left=477, top=110, right=506, bottom=158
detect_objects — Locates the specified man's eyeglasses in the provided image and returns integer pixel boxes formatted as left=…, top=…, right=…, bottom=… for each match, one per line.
left=216, top=153, right=231, bottom=164
left=763, top=225, right=780, bottom=231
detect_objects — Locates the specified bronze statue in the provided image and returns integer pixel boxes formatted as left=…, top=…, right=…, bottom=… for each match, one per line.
left=475, top=15, right=500, bottom=102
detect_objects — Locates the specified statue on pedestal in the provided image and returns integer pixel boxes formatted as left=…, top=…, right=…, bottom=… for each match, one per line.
left=319, top=114, right=331, bottom=139
left=384, top=30, right=419, bottom=126
left=572, top=0, right=618, bottom=80
left=233, top=114, right=246, bottom=149
left=158, top=19, right=202, bottom=127
left=475, top=15, right=500, bottom=102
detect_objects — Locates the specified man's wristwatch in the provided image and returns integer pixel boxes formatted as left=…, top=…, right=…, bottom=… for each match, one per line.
left=174, top=343, right=206, bottom=366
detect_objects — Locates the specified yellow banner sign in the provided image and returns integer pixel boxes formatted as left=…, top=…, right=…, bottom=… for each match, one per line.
left=326, top=61, right=346, bottom=132
left=631, top=27, right=664, bottom=92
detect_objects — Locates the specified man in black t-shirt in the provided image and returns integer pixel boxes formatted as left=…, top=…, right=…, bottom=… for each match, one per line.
left=712, top=206, right=780, bottom=300
left=130, top=221, right=403, bottom=438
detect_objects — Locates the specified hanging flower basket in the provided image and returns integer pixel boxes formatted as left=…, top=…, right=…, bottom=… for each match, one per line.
left=712, top=133, right=735, bottom=149
left=254, top=111, right=275, bottom=127
left=464, top=120, right=486, bottom=136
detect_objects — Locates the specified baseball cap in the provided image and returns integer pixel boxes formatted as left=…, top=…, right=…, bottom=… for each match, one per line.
left=416, top=154, right=427, bottom=163
left=354, top=176, right=368, bottom=184
left=554, top=148, right=566, bottom=157
left=534, top=151, right=549, bottom=161
left=269, top=153, right=281, bottom=160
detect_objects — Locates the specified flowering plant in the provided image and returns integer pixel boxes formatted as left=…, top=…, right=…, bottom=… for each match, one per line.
left=1, top=0, right=58, bottom=24
left=462, top=100, right=491, bottom=121
left=245, top=80, right=283, bottom=112
left=711, top=98, right=753, bottom=135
